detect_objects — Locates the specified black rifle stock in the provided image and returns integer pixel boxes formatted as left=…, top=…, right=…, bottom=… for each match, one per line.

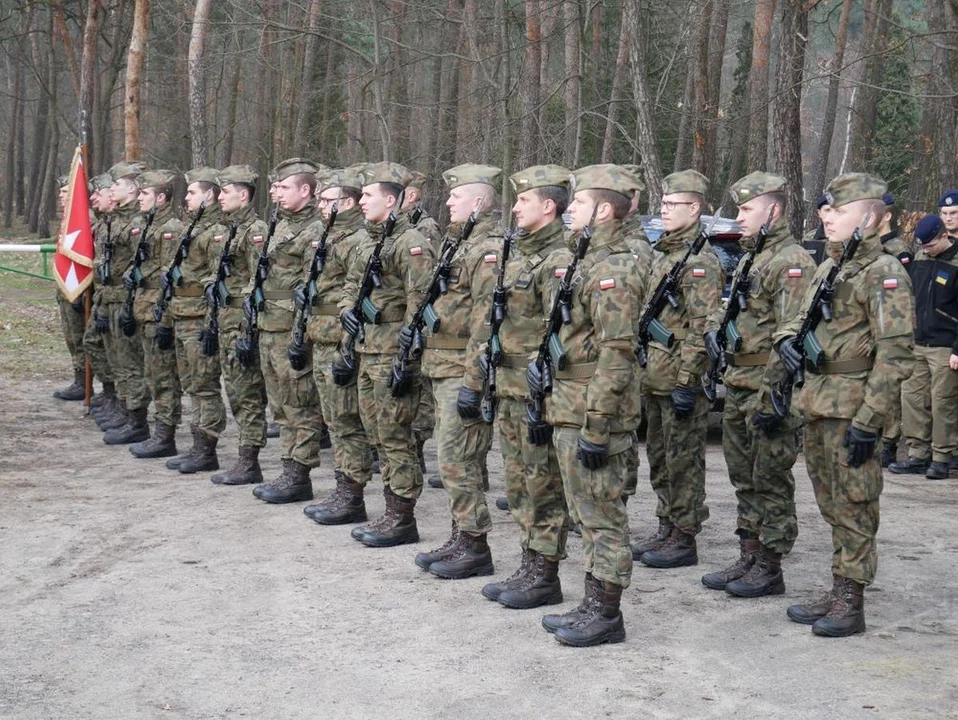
left=480, top=221, right=515, bottom=424
left=152, top=202, right=206, bottom=324
left=235, top=205, right=279, bottom=369
left=118, top=207, right=157, bottom=337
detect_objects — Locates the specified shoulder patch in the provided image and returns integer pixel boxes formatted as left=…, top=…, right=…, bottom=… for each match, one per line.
left=599, top=278, right=616, bottom=290
left=483, top=253, right=498, bottom=264
left=692, top=268, right=706, bottom=278
left=311, top=240, right=320, bottom=248
left=899, top=254, right=911, bottom=264
left=252, top=235, right=264, bottom=244
left=162, top=232, right=173, bottom=240
left=936, top=270, right=950, bottom=286
left=554, top=268, right=567, bottom=278
left=883, top=278, right=899, bottom=289
left=213, top=234, right=225, bottom=242
left=787, top=267, right=803, bottom=278
left=410, top=246, right=423, bottom=256
left=131, top=228, right=141, bottom=236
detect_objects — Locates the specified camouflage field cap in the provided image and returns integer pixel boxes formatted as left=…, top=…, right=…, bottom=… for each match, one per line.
left=137, top=170, right=178, bottom=190
left=729, top=171, right=787, bottom=205
left=57, top=175, right=68, bottom=188
left=91, top=173, right=114, bottom=191
left=823, top=173, right=887, bottom=208
left=407, top=171, right=428, bottom=190
left=362, top=162, right=412, bottom=188
left=218, top=164, right=258, bottom=188
left=510, top=164, right=571, bottom=195
left=571, top=164, right=643, bottom=198
left=662, top=169, right=708, bottom=197
left=185, top=167, right=220, bottom=187
left=108, top=161, right=147, bottom=182
left=619, top=164, right=646, bottom=193
left=273, top=157, right=319, bottom=183
left=324, top=167, right=365, bottom=191
left=443, top=164, right=502, bottom=191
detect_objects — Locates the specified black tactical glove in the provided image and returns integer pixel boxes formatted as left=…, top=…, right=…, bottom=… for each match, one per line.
left=704, top=330, right=722, bottom=362
left=671, top=385, right=698, bottom=419
left=204, top=283, right=217, bottom=308
left=844, top=425, right=878, bottom=468
left=341, top=308, right=361, bottom=336
left=155, top=324, right=174, bottom=351
left=398, top=324, right=415, bottom=355
left=331, top=358, right=356, bottom=387
left=293, top=284, right=309, bottom=311
left=752, top=411, right=784, bottom=435
left=199, top=326, right=219, bottom=357
left=71, top=297, right=85, bottom=313
left=119, top=306, right=137, bottom=337
left=576, top=437, right=609, bottom=471
left=94, top=309, right=110, bottom=334
left=478, top=352, right=491, bottom=384
left=122, top=270, right=136, bottom=292
left=777, top=335, right=805, bottom=375
left=287, top=341, right=309, bottom=371
left=235, top=336, right=256, bottom=368
left=388, top=359, right=414, bottom=398
left=526, top=404, right=554, bottom=446
left=457, top=387, right=482, bottom=420
left=526, top=360, right=547, bottom=396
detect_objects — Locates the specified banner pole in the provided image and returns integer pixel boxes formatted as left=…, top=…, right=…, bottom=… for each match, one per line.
left=80, top=110, right=93, bottom=408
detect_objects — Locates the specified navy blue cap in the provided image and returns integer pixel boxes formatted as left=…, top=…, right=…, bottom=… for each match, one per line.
left=915, top=214, right=945, bottom=244
left=882, top=192, right=894, bottom=206
left=816, top=193, right=829, bottom=210
left=939, top=189, right=958, bottom=208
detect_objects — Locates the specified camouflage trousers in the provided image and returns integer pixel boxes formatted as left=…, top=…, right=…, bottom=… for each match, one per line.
left=357, top=354, right=423, bottom=500
left=173, top=317, right=226, bottom=438
left=804, top=418, right=882, bottom=585
left=433, top=377, right=493, bottom=534
left=57, top=291, right=86, bottom=374
left=101, top=302, right=149, bottom=411
left=314, top=343, right=372, bottom=484
left=413, top=377, right=435, bottom=444
left=900, top=344, right=958, bottom=463
left=82, top=309, right=113, bottom=384
left=882, top=388, right=902, bottom=446
left=140, top=321, right=182, bottom=427
left=622, top=433, right=640, bottom=498
left=219, top=315, right=267, bottom=448
left=554, top=426, right=632, bottom=588
left=645, top=391, right=709, bottom=535
left=722, top=385, right=799, bottom=554
left=259, top=330, right=322, bottom=467
left=496, top=397, right=567, bottom=559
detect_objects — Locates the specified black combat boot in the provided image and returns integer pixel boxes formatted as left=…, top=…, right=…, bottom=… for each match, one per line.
left=726, top=546, right=786, bottom=597
left=631, top=518, right=673, bottom=560
left=54, top=371, right=86, bottom=401
left=258, top=458, right=314, bottom=503
left=495, top=496, right=510, bottom=511
left=554, top=581, right=626, bottom=647
left=130, top=421, right=177, bottom=458
left=99, top=401, right=131, bottom=432
left=926, top=461, right=949, bottom=480
left=497, top=553, right=563, bottom=609
left=414, top=521, right=459, bottom=570
left=701, top=534, right=760, bottom=590
left=787, top=575, right=840, bottom=624
left=950, top=456, right=958, bottom=472
left=429, top=532, right=495, bottom=579
left=888, top=456, right=930, bottom=475
left=90, top=381, right=116, bottom=412
left=641, top=528, right=698, bottom=568
left=481, top=548, right=534, bottom=601
left=103, top=407, right=150, bottom=445
left=92, top=396, right=120, bottom=428
left=427, top=474, right=444, bottom=489
left=304, top=472, right=367, bottom=524
left=812, top=577, right=866, bottom=637
left=266, top=422, right=280, bottom=439
left=542, top=573, right=603, bottom=634
left=178, top=430, right=219, bottom=474
left=880, top=441, right=898, bottom=468
left=358, top=487, right=419, bottom=548
left=319, top=423, right=332, bottom=450
left=166, top=438, right=200, bottom=471
left=211, top=446, right=263, bottom=485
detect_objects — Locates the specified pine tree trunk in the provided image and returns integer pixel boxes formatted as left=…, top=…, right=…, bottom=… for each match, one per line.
left=521, top=0, right=542, bottom=166
left=625, top=0, right=664, bottom=208
left=562, top=0, right=581, bottom=167
left=746, top=0, right=777, bottom=171
left=188, top=0, right=212, bottom=167
left=600, top=9, right=630, bottom=164
left=125, top=0, right=149, bottom=160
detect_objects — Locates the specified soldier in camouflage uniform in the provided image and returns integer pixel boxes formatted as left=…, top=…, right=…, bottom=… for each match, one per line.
left=334, top=162, right=435, bottom=548
left=53, top=175, right=89, bottom=401
left=246, top=159, right=326, bottom=504
left=96, top=162, right=151, bottom=441
left=301, top=166, right=376, bottom=523
left=121, top=170, right=185, bottom=454
left=776, top=173, right=914, bottom=637
left=161, top=168, right=228, bottom=474
left=410, top=163, right=502, bottom=578
left=203, top=165, right=270, bottom=485
left=475, top=165, right=570, bottom=610
left=700, top=172, right=815, bottom=598
left=85, top=174, right=118, bottom=421
left=531, top=165, right=645, bottom=647
left=633, top=170, right=723, bottom=569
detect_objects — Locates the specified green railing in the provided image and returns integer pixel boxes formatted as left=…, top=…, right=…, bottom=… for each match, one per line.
left=0, top=244, right=57, bottom=281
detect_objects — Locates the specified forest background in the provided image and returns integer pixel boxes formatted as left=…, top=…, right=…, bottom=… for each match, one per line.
left=1, top=0, right=956, bottom=240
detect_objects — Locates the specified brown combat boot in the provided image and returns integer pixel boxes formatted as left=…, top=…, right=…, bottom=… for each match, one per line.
left=258, top=458, right=313, bottom=504
left=210, top=446, right=263, bottom=485
left=812, top=577, right=866, bottom=637
left=54, top=371, right=86, bottom=401
left=103, top=406, right=150, bottom=445
left=787, top=575, right=840, bottom=625
left=130, top=421, right=178, bottom=459
left=701, top=534, right=760, bottom=590
left=481, top=548, right=534, bottom=601
left=304, top=471, right=367, bottom=524
left=357, top=486, right=419, bottom=548
left=429, top=532, right=495, bottom=579
left=497, top=553, right=563, bottom=609
left=542, top=573, right=603, bottom=634
left=178, top=430, right=219, bottom=474
left=554, top=581, right=626, bottom=647
left=631, top=518, right=674, bottom=560
left=414, top=520, right=459, bottom=570
left=640, top=527, right=698, bottom=568
left=726, top=546, right=785, bottom=597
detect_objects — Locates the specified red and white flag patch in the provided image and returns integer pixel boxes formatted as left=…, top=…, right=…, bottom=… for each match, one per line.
left=410, top=246, right=423, bottom=256
left=483, top=253, right=497, bottom=264
left=311, top=240, right=320, bottom=248
left=554, top=268, right=567, bottom=278
left=599, top=278, right=616, bottom=290
left=787, top=267, right=803, bottom=278
left=883, top=278, right=899, bottom=289
left=214, top=234, right=225, bottom=242
left=131, top=228, right=141, bottom=236
left=162, top=232, right=173, bottom=240
left=901, top=257, right=911, bottom=264
left=252, top=235, right=264, bottom=243
left=692, top=268, right=706, bottom=278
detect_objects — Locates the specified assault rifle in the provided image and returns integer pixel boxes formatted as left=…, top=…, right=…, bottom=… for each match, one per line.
left=769, top=213, right=871, bottom=418
left=527, top=204, right=598, bottom=446
left=95, top=214, right=114, bottom=284
left=409, top=203, right=424, bottom=227
left=288, top=203, right=339, bottom=371
left=635, top=214, right=719, bottom=368
left=199, top=220, right=239, bottom=357
left=118, top=207, right=157, bottom=337
left=152, top=202, right=207, bottom=324
left=388, top=205, right=480, bottom=398
left=480, top=220, right=515, bottom=424
left=236, top=205, right=279, bottom=369
left=702, top=206, right=775, bottom=402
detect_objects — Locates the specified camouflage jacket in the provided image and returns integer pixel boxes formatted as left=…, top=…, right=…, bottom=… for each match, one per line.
left=705, top=220, right=815, bottom=394
left=408, top=208, right=443, bottom=251
left=422, top=213, right=503, bottom=379
left=207, top=203, right=268, bottom=332
left=250, top=201, right=325, bottom=333
left=880, top=230, right=914, bottom=266
left=132, top=205, right=185, bottom=325
left=776, top=230, right=915, bottom=430
left=340, top=213, right=434, bottom=356
left=463, top=219, right=568, bottom=398
left=542, top=220, right=645, bottom=444
left=644, top=221, right=724, bottom=394
left=170, top=204, right=227, bottom=320
left=99, top=202, right=144, bottom=304
left=622, top=212, right=653, bottom=297
left=304, top=207, right=369, bottom=346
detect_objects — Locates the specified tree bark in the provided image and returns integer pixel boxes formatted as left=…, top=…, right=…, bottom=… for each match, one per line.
left=79, top=0, right=102, bottom=171
left=562, top=0, right=581, bottom=167
left=625, top=0, right=664, bottom=209
left=188, top=0, right=213, bottom=167
left=292, top=0, right=323, bottom=152
left=3, top=52, right=23, bottom=227
left=690, top=0, right=713, bottom=176
left=848, top=0, right=891, bottom=169
left=521, top=0, right=542, bottom=165
left=674, top=70, right=694, bottom=171
left=704, top=0, right=730, bottom=188
left=746, top=0, right=777, bottom=171
left=219, top=24, right=242, bottom=168
left=125, top=0, right=150, bottom=160
left=930, top=0, right=958, bottom=191
left=600, top=8, right=631, bottom=164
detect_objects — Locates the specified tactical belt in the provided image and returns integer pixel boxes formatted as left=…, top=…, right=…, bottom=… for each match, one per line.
left=727, top=352, right=769, bottom=367
left=222, top=295, right=248, bottom=309
left=313, top=304, right=340, bottom=316
left=555, top=362, right=597, bottom=380
left=139, top=280, right=159, bottom=290
left=262, top=290, right=295, bottom=300
left=806, top=357, right=873, bottom=374
left=176, top=287, right=204, bottom=297
left=669, top=328, right=688, bottom=340
left=375, top=307, right=406, bottom=324
left=499, top=354, right=530, bottom=369
left=428, top=336, right=468, bottom=351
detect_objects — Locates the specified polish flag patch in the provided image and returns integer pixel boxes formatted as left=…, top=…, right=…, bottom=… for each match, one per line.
left=162, top=232, right=173, bottom=240
left=555, top=268, right=567, bottom=278
left=311, top=240, right=320, bottom=248
left=131, top=228, right=141, bottom=236
left=692, top=268, right=706, bottom=278
left=599, top=278, right=616, bottom=290
left=787, top=267, right=803, bottom=278
left=213, top=234, right=225, bottom=242
left=901, top=257, right=911, bottom=264
left=410, top=246, right=423, bottom=256
left=252, top=235, right=264, bottom=243
left=883, top=278, right=899, bottom=289
left=483, top=253, right=498, bottom=263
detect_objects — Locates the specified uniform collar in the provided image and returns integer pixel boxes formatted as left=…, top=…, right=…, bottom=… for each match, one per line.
left=517, top=218, right=564, bottom=255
